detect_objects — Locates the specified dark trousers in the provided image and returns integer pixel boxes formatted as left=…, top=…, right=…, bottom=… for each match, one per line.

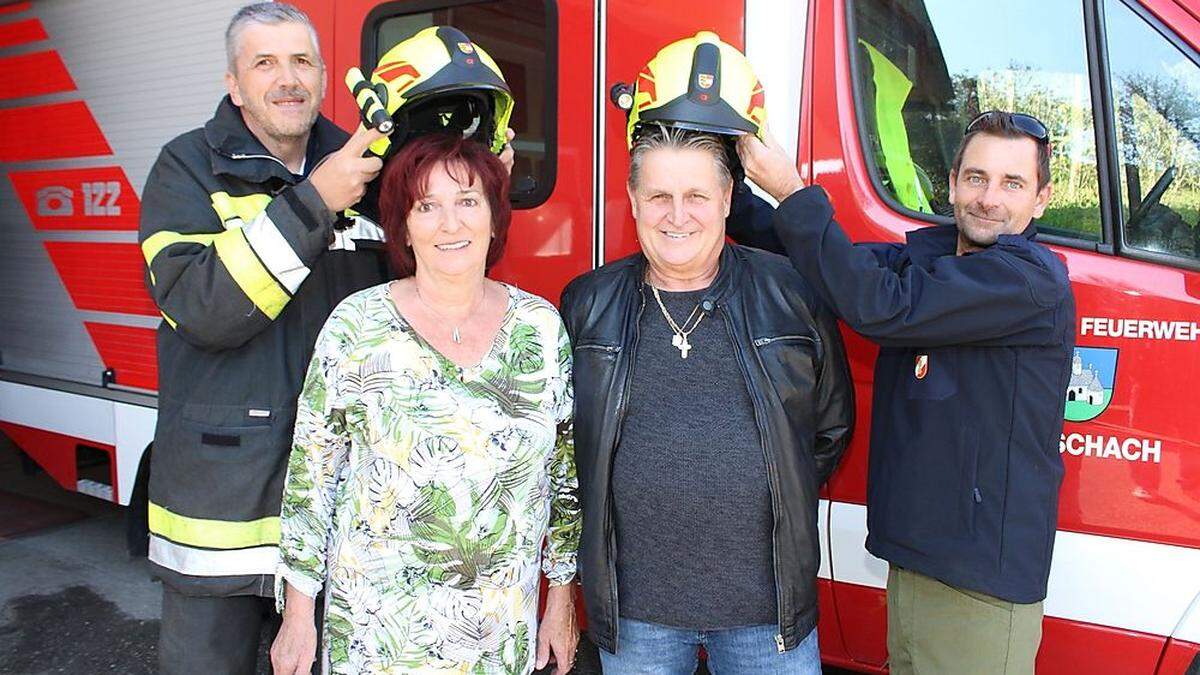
left=158, top=586, right=279, bottom=675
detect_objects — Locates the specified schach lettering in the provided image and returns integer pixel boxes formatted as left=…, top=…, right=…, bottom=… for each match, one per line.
left=1059, top=433, right=1162, bottom=463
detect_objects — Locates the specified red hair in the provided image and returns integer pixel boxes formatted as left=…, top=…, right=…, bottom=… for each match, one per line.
left=378, top=132, right=511, bottom=278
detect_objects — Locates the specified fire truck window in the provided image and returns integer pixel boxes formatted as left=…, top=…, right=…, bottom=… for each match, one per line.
left=372, top=0, right=553, bottom=209
left=850, top=0, right=1101, bottom=242
left=1106, top=0, right=1200, bottom=262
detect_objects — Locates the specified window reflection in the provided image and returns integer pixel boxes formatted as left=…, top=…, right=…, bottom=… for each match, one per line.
left=1107, top=0, right=1200, bottom=261
left=852, top=0, right=1101, bottom=241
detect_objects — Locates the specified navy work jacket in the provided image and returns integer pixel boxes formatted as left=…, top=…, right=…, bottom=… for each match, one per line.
left=728, top=185, right=1076, bottom=603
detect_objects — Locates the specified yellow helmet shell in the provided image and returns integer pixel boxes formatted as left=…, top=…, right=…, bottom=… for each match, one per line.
left=366, top=26, right=514, bottom=156
left=626, top=31, right=766, bottom=149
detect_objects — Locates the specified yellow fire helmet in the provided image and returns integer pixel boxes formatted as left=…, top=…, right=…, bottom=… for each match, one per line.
left=619, top=31, right=766, bottom=149
left=360, top=26, right=514, bottom=158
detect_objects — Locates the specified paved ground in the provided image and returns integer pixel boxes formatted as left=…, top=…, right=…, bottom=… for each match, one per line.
left=0, top=436, right=853, bottom=674
left=0, top=437, right=163, bottom=674
left=0, top=439, right=597, bottom=673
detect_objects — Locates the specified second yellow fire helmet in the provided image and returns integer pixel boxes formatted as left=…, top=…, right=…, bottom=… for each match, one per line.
left=621, top=31, right=766, bottom=149
left=357, top=26, right=514, bottom=158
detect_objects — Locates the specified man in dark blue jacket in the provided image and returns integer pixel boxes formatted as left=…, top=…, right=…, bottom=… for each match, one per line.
left=729, top=111, right=1076, bottom=674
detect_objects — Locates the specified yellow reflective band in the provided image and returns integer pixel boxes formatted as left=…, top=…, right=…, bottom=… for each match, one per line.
left=141, top=231, right=219, bottom=266
left=148, top=502, right=281, bottom=549
left=160, top=311, right=178, bottom=329
left=210, top=191, right=272, bottom=224
left=213, top=227, right=290, bottom=319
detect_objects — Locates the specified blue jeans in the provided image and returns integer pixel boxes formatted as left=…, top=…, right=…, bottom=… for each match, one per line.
left=599, top=618, right=821, bottom=674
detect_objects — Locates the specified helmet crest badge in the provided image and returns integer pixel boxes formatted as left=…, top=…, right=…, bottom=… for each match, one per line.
left=616, top=31, right=767, bottom=149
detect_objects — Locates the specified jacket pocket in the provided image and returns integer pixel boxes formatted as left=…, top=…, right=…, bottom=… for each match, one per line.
left=182, top=418, right=272, bottom=463
left=151, top=402, right=295, bottom=522
left=570, top=342, right=621, bottom=485
left=905, top=349, right=957, bottom=400
left=878, top=423, right=978, bottom=548
left=753, top=334, right=818, bottom=409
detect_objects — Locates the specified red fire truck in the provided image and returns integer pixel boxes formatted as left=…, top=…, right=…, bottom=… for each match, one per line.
left=1, top=0, right=1197, bottom=672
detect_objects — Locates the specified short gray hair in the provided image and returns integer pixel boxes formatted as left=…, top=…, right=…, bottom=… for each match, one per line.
left=226, top=2, right=321, bottom=72
left=628, top=123, right=734, bottom=190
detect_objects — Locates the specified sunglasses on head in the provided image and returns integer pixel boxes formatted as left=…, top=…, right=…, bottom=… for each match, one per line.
left=965, top=111, right=1050, bottom=145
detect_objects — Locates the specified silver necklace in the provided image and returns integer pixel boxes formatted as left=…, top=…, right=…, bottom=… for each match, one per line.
left=650, top=285, right=707, bottom=359
left=414, top=283, right=485, bottom=344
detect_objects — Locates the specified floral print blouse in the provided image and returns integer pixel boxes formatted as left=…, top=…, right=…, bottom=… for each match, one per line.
left=276, top=282, right=580, bottom=674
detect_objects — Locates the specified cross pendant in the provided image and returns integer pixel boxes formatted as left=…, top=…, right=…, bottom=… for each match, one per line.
left=677, top=336, right=691, bottom=359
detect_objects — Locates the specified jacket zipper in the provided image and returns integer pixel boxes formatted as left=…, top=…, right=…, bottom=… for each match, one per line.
left=575, top=344, right=621, bottom=353
left=753, top=334, right=817, bottom=348
left=228, top=151, right=292, bottom=171
left=725, top=311, right=788, bottom=652
left=225, top=150, right=315, bottom=185
left=605, top=290, right=646, bottom=651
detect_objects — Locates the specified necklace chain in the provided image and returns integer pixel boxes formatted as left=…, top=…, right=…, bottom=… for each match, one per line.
left=650, top=285, right=707, bottom=358
left=414, top=282, right=485, bottom=344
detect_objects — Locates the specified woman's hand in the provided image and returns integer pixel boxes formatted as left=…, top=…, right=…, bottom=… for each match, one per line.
left=271, top=586, right=318, bottom=675
left=535, top=583, right=578, bottom=674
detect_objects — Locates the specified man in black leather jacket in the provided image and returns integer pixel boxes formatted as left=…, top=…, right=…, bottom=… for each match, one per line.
left=560, top=123, right=854, bottom=671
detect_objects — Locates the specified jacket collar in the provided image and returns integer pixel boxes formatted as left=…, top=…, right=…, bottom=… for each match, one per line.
left=632, top=243, right=742, bottom=309
left=203, top=95, right=345, bottom=184
left=904, top=220, right=1038, bottom=266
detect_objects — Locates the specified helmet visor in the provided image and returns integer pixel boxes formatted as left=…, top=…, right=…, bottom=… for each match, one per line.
left=388, top=91, right=495, bottom=156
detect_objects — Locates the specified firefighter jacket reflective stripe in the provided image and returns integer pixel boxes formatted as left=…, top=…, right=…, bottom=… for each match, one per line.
left=138, top=96, right=388, bottom=596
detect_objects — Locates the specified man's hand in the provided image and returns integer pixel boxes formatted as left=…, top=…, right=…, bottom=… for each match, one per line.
left=499, top=128, right=516, bottom=175
left=270, top=587, right=318, bottom=675
left=308, top=125, right=386, bottom=213
left=737, top=130, right=805, bottom=202
left=535, top=584, right=578, bottom=675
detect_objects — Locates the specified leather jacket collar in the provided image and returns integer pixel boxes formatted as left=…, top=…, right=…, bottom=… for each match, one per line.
left=632, top=243, right=744, bottom=308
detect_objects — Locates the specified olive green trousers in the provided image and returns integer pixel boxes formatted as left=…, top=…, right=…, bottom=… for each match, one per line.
left=886, top=565, right=1043, bottom=675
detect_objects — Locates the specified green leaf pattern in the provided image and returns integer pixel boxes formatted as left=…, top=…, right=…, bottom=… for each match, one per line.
left=276, top=283, right=579, bottom=674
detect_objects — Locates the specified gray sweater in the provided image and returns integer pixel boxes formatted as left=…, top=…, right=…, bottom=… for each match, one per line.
left=611, top=285, right=777, bottom=629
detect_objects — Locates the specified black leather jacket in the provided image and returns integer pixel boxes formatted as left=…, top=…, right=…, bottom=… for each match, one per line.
left=559, top=244, right=854, bottom=653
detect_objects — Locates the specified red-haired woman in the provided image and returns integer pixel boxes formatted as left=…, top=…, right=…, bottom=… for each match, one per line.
left=271, top=133, right=580, bottom=675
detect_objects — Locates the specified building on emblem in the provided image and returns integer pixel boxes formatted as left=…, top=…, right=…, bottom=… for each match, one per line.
left=1066, top=351, right=1105, bottom=405
left=1063, top=347, right=1117, bottom=422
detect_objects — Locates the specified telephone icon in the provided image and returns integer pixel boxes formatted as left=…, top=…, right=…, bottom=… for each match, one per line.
left=36, top=186, right=74, bottom=217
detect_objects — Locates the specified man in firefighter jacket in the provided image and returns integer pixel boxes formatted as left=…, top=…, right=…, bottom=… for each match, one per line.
left=137, top=4, right=386, bottom=672
left=731, top=111, right=1076, bottom=674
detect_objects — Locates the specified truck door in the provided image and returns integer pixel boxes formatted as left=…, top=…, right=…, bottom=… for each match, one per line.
left=818, top=0, right=1200, bottom=671
left=311, top=0, right=594, bottom=303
